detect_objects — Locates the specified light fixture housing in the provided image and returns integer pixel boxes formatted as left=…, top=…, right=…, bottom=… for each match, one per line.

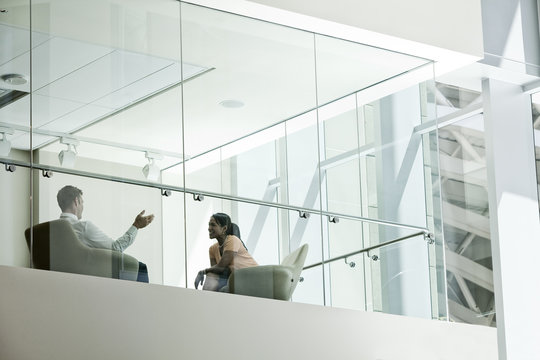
left=142, top=151, right=163, bottom=181
left=0, top=127, right=14, bottom=157
left=219, top=99, right=244, bottom=108
left=58, top=137, right=79, bottom=168
left=1, top=73, right=28, bottom=86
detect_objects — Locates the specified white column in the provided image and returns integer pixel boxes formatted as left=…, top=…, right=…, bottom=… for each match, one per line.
left=483, top=78, right=540, bottom=359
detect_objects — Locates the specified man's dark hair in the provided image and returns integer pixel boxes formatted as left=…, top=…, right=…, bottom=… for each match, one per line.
left=57, top=185, right=83, bottom=211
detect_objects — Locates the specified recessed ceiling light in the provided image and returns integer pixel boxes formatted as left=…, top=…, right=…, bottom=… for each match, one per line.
left=219, top=99, right=244, bottom=108
left=1, top=74, right=28, bottom=86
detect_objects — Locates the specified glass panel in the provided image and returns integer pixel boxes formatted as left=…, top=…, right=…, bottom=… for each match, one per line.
left=0, top=1, right=31, bottom=268
left=359, top=84, right=429, bottom=230
left=369, top=233, right=432, bottom=318
left=0, top=0, right=442, bottom=319
left=0, top=1, right=31, bottom=164
left=326, top=217, right=364, bottom=259
left=288, top=211, right=322, bottom=267
left=437, top=103, right=495, bottom=326
left=319, top=95, right=362, bottom=216
left=327, top=252, right=366, bottom=311
left=31, top=0, right=184, bottom=186
left=288, top=211, right=324, bottom=305
left=314, top=34, right=432, bottom=106
left=533, top=91, right=540, bottom=206
left=420, top=81, right=448, bottom=320
left=432, top=83, right=481, bottom=118
left=33, top=171, right=163, bottom=284
left=161, top=189, right=186, bottom=288
left=182, top=124, right=286, bottom=203
left=292, top=265, right=325, bottom=306
left=285, top=111, right=320, bottom=210
left=237, top=202, right=280, bottom=265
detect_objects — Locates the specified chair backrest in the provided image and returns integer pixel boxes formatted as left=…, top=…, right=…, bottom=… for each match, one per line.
left=281, top=243, right=309, bottom=296
left=24, top=219, right=138, bottom=280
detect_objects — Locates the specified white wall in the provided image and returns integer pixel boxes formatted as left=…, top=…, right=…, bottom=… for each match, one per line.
left=0, top=265, right=498, bottom=360
left=0, top=150, right=31, bottom=267
left=251, top=0, right=483, bottom=55
left=188, top=0, right=484, bottom=76
left=483, top=78, right=540, bottom=359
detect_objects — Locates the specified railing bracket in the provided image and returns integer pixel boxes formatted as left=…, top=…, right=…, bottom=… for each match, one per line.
left=344, top=257, right=355, bottom=268
left=42, top=169, right=53, bottom=178
left=161, top=189, right=172, bottom=197
left=424, top=232, right=435, bottom=244
left=328, top=215, right=339, bottom=223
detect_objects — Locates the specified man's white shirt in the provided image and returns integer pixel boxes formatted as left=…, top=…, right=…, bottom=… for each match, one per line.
left=59, top=212, right=137, bottom=252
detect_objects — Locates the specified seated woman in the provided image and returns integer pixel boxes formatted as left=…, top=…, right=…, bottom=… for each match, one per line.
left=194, top=213, right=257, bottom=292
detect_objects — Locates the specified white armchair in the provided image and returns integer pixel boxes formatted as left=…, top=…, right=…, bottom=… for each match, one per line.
left=25, top=219, right=140, bottom=280
left=227, top=244, right=309, bottom=300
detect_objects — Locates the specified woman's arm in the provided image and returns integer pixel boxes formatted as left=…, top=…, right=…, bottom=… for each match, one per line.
left=205, top=250, right=237, bottom=275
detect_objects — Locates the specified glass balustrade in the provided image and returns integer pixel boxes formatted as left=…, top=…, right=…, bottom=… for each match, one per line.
left=0, top=0, right=446, bottom=320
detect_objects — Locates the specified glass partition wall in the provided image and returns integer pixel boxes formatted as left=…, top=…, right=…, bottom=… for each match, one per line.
left=0, top=0, right=445, bottom=319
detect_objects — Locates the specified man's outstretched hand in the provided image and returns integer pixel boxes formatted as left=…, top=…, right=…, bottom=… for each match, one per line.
left=133, top=210, right=155, bottom=229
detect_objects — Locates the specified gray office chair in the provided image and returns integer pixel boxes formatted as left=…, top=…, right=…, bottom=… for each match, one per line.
left=227, top=244, right=309, bottom=301
left=25, top=219, right=139, bottom=280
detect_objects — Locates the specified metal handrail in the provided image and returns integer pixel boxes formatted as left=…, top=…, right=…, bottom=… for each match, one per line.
left=0, top=158, right=430, bottom=233
left=303, top=230, right=433, bottom=270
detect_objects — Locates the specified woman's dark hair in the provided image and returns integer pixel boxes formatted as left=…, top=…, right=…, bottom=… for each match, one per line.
left=212, top=212, right=248, bottom=251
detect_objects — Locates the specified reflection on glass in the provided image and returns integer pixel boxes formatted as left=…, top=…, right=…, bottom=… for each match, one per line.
left=438, top=106, right=495, bottom=327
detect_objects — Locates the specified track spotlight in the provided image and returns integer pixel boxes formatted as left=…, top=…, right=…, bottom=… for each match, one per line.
left=143, top=151, right=163, bottom=181
left=58, top=137, right=79, bottom=168
left=0, top=127, right=14, bottom=157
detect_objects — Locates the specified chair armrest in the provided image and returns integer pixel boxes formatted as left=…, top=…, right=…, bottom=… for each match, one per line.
left=80, top=248, right=139, bottom=280
left=228, top=265, right=295, bottom=300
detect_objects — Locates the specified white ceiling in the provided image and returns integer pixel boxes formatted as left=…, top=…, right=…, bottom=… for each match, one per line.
left=0, top=0, right=432, bottom=173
